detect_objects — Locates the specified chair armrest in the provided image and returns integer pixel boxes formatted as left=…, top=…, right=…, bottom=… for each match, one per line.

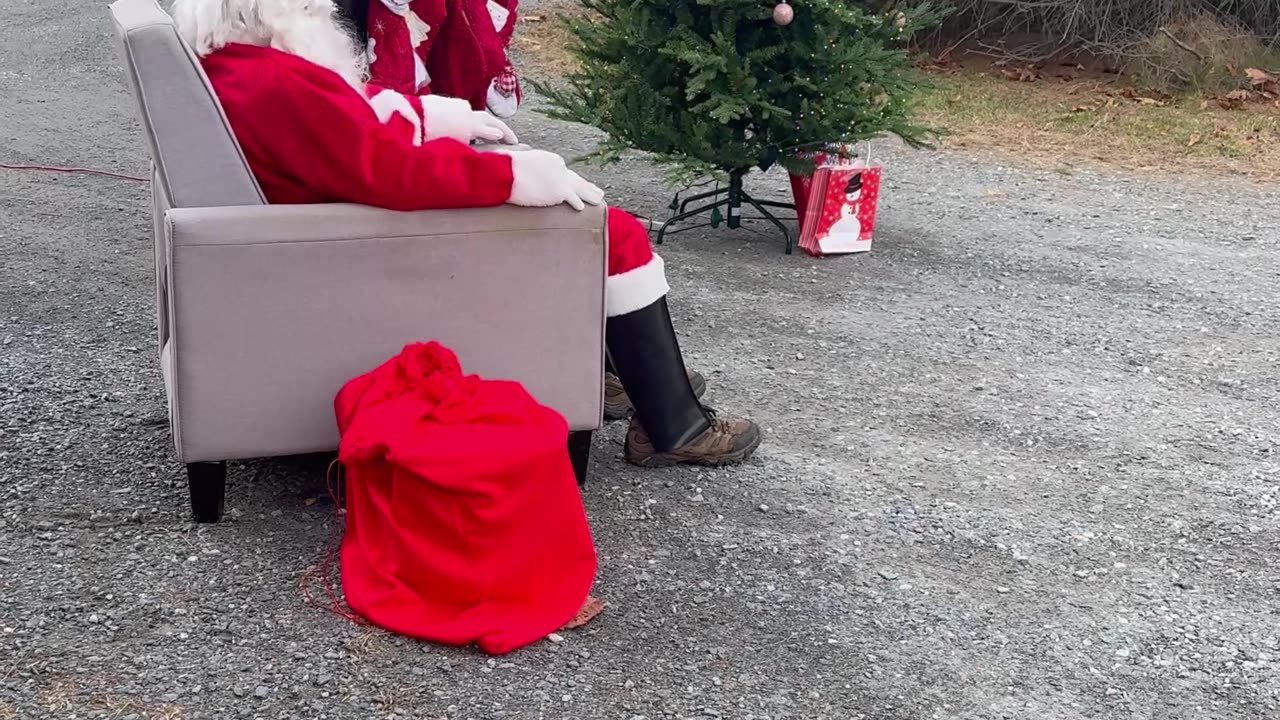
left=164, top=201, right=607, bottom=247
left=160, top=202, right=607, bottom=462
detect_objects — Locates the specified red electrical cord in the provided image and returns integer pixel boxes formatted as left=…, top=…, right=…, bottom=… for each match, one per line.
left=1, top=162, right=147, bottom=182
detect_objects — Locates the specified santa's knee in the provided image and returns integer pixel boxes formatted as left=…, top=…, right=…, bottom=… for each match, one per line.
left=605, top=208, right=668, bottom=317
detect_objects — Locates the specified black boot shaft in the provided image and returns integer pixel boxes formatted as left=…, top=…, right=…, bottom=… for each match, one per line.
left=605, top=298, right=709, bottom=452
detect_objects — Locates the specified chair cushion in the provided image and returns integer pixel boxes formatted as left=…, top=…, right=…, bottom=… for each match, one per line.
left=110, top=0, right=265, bottom=208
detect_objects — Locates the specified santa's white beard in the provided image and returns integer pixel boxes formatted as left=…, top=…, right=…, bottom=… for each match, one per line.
left=270, top=12, right=369, bottom=90
left=172, top=0, right=369, bottom=90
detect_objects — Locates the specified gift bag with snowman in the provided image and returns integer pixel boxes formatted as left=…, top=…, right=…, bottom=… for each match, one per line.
left=798, top=146, right=881, bottom=257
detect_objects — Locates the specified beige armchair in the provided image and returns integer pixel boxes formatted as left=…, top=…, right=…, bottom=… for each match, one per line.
left=110, top=0, right=607, bottom=522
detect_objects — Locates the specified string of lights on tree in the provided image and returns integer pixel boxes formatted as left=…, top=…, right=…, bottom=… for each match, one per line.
left=538, top=0, right=941, bottom=180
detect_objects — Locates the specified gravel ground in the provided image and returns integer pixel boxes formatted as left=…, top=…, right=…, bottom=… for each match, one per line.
left=3, top=1, right=1280, bottom=719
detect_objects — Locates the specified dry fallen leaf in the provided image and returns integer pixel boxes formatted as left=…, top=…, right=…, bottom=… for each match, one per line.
left=1218, top=92, right=1248, bottom=110
left=1187, top=134, right=1201, bottom=147
left=562, top=595, right=604, bottom=630
left=999, top=65, right=1040, bottom=83
left=1070, top=105, right=1095, bottom=113
left=522, top=14, right=544, bottom=22
left=1245, top=67, right=1278, bottom=86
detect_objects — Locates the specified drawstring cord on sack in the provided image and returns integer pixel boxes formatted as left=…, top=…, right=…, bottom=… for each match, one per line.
left=298, top=459, right=367, bottom=625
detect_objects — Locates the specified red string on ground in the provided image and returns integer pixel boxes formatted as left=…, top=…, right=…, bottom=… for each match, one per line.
left=298, top=460, right=366, bottom=625
left=1, top=162, right=147, bottom=182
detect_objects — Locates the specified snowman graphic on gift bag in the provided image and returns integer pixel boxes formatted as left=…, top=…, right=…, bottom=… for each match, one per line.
left=808, top=158, right=880, bottom=254
left=815, top=166, right=879, bottom=254
left=797, top=145, right=882, bottom=257
left=827, top=172, right=864, bottom=241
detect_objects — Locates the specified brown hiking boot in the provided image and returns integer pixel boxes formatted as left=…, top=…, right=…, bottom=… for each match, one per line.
left=624, top=412, right=762, bottom=467
left=605, top=369, right=706, bottom=421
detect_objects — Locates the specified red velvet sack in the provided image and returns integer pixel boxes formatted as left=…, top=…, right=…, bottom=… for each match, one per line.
left=334, top=341, right=596, bottom=655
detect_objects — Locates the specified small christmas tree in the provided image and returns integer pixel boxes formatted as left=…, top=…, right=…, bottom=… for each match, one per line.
left=541, top=0, right=941, bottom=181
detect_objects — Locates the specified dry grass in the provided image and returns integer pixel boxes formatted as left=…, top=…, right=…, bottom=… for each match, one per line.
left=917, top=70, right=1280, bottom=179
left=1125, top=15, right=1280, bottom=93
left=27, top=676, right=187, bottom=719
left=511, top=4, right=1280, bottom=181
left=508, top=9, right=586, bottom=78
left=341, top=625, right=391, bottom=658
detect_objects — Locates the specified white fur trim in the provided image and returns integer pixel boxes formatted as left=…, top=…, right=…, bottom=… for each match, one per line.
left=367, top=90, right=423, bottom=146
left=413, top=53, right=430, bottom=91
left=486, top=81, right=519, bottom=119
left=487, top=1, right=511, bottom=31
left=407, top=9, right=432, bottom=46
left=420, top=95, right=475, bottom=143
left=378, top=0, right=411, bottom=13
left=606, top=255, right=669, bottom=317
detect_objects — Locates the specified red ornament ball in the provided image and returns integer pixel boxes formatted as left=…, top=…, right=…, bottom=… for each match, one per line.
left=772, top=2, right=794, bottom=25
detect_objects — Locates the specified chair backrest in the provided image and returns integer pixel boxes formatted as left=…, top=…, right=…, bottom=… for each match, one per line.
left=110, top=0, right=265, bottom=208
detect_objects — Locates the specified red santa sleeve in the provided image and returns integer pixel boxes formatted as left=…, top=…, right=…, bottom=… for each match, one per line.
left=251, top=64, right=514, bottom=211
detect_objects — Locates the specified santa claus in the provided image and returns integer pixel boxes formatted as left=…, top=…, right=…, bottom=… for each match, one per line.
left=170, top=0, right=761, bottom=467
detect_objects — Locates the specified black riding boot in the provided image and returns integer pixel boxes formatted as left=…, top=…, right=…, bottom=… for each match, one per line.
left=605, top=298, right=710, bottom=452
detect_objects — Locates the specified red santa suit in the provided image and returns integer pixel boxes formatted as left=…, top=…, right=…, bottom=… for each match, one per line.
left=202, top=43, right=665, bottom=316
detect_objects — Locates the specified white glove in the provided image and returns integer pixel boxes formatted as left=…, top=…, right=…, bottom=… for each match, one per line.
left=420, top=95, right=518, bottom=145
left=492, top=149, right=605, bottom=211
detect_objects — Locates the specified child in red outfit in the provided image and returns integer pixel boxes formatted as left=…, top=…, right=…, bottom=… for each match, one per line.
left=356, top=0, right=521, bottom=117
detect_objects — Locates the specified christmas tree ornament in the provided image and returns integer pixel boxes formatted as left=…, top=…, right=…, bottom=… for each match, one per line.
left=894, top=12, right=907, bottom=28
left=772, top=2, right=794, bottom=26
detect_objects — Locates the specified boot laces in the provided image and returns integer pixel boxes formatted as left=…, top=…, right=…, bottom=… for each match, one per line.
left=701, top=405, right=732, bottom=433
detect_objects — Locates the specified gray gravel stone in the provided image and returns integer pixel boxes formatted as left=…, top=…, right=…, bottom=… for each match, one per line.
left=1, top=0, right=1279, bottom=719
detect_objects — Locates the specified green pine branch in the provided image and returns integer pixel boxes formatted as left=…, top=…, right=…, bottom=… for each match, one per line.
left=537, top=0, right=945, bottom=177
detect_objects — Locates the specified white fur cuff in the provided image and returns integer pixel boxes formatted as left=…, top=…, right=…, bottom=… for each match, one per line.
left=420, top=95, right=476, bottom=143
left=606, top=255, right=670, bottom=317
left=367, top=89, right=423, bottom=146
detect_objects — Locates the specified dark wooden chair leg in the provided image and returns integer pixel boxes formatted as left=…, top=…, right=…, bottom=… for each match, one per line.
left=187, top=461, right=227, bottom=523
left=567, top=431, right=593, bottom=487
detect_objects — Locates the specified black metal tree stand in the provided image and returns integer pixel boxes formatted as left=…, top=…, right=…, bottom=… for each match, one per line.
left=654, top=169, right=799, bottom=254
